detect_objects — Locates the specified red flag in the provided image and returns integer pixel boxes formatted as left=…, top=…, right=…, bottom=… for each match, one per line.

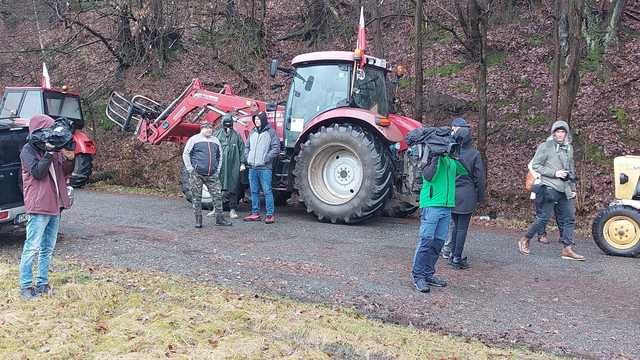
left=41, top=63, right=51, bottom=89
left=357, top=7, right=366, bottom=67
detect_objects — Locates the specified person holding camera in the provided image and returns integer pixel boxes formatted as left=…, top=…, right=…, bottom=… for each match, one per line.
left=518, top=120, right=584, bottom=261
left=183, top=122, right=232, bottom=228
left=19, top=114, right=75, bottom=300
left=412, top=139, right=469, bottom=293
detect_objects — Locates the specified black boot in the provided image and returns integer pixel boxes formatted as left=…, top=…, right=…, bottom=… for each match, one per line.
left=195, top=213, right=203, bottom=228
left=215, top=213, right=232, bottom=226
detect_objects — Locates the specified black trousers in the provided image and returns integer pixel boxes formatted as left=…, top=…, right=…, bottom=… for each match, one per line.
left=526, top=187, right=575, bottom=246
left=450, top=213, right=472, bottom=259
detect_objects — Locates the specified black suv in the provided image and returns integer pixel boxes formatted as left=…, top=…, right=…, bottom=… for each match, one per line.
left=0, top=119, right=28, bottom=230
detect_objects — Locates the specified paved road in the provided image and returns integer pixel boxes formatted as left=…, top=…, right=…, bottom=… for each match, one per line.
left=1, top=191, right=638, bottom=359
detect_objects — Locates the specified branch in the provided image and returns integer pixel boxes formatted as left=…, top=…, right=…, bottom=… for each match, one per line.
left=365, top=13, right=412, bottom=26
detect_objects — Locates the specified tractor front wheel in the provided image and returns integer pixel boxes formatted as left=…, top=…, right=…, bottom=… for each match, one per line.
left=592, top=205, right=640, bottom=257
left=294, top=124, right=392, bottom=224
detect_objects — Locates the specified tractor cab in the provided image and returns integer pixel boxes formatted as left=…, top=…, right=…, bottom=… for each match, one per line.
left=0, top=87, right=84, bottom=130
left=271, top=51, right=395, bottom=147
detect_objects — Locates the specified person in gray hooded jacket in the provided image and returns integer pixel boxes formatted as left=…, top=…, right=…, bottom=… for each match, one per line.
left=518, top=120, right=585, bottom=261
left=243, top=112, right=280, bottom=224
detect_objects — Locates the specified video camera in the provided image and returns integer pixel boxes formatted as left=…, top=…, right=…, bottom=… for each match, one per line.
left=29, top=117, right=75, bottom=152
left=561, top=171, right=579, bottom=182
left=405, top=126, right=460, bottom=160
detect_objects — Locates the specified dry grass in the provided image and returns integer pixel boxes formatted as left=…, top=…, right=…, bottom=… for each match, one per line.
left=0, top=259, right=559, bottom=359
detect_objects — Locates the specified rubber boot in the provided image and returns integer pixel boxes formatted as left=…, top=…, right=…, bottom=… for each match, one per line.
left=215, top=213, right=232, bottom=226
left=195, top=213, right=203, bottom=228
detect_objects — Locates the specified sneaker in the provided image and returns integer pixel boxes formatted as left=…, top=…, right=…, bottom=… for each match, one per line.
left=35, top=284, right=52, bottom=296
left=20, top=287, right=38, bottom=300
left=449, top=257, right=470, bottom=270
left=264, top=215, right=275, bottom=224
left=413, top=278, right=431, bottom=293
left=229, top=209, right=239, bottom=219
left=441, top=248, right=452, bottom=259
left=425, top=276, right=447, bottom=288
left=243, top=213, right=261, bottom=222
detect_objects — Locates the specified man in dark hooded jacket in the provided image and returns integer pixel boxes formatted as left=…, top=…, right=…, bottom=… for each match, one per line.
left=19, top=114, right=75, bottom=299
left=243, top=112, right=280, bottom=224
left=518, top=120, right=584, bottom=261
left=444, top=119, right=486, bottom=269
left=212, top=114, right=245, bottom=219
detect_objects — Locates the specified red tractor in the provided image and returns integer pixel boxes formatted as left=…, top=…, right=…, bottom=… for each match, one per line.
left=106, top=50, right=423, bottom=223
left=0, top=84, right=97, bottom=187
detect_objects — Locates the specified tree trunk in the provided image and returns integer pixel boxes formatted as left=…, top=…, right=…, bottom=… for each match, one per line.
left=116, top=1, right=135, bottom=66
left=152, top=0, right=165, bottom=71
left=604, top=0, right=625, bottom=51
left=557, top=0, right=584, bottom=124
left=373, top=0, right=385, bottom=57
left=551, top=0, right=561, bottom=120
left=474, top=0, right=488, bottom=171
left=413, top=0, right=424, bottom=122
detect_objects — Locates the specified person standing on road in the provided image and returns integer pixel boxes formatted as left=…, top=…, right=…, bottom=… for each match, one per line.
left=412, top=140, right=468, bottom=293
left=518, top=120, right=584, bottom=261
left=211, top=114, right=245, bottom=219
left=446, top=119, right=486, bottom=270
left=19, top=114, right=75, bottom=300
left=243, top=111, right=280, bottom=224
left=182, top=122, right=232, bottom=228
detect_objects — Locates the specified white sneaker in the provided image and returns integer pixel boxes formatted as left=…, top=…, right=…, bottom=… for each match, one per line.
left=206, top=210, right=216, bottom=217
left=229, top=209, right=238, bottom=219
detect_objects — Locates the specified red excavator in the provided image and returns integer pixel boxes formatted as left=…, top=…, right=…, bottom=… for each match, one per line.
left=106, top=9, right=424, bottom=223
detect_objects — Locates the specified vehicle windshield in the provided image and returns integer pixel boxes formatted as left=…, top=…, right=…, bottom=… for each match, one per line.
left=44, top=92, right=82, bottom=120
left=352, top=67, right=389, bottom=116
left=286, top=63, right=390, bottom=125
left=287, top=63, right=351, bottom=124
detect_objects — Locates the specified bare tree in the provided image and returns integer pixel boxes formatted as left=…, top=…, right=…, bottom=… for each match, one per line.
left=414, top=0, right=424, bottom=122
left=554, top=0, right=584, bottom=124
left=582, top=0, right=626, bottom=55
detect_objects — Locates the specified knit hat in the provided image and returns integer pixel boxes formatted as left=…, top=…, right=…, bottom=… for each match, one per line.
left=451, top=118, right=469, bottom=127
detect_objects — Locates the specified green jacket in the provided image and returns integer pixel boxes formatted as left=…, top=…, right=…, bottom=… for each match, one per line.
left=215, top=128, right=245, bottom=191
left=419, top=156, right=468, bottom=208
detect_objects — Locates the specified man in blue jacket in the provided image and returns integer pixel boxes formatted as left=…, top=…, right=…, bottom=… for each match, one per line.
left=182, top=122, right=232, bottom=228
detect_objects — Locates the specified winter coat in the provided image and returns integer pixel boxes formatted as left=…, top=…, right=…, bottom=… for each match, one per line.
left=244, top=122, right=280, bottom=170
left=182, top=133, right=222, bottom=176
left=530, top=120, right=576, bottom=199
left=215, top=127, right=245, bottom=191
left=451, top=128, right=486, bottom=214
left=419, top=155, right=468, bottom=208
left=20, top=114, right=73, bottom=216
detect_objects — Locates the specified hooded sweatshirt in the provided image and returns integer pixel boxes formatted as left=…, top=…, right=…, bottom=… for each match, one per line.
left=530, top=120, right=576, bottom=199
left=20, top=114, right=72, bottom=215
left=451, top=127, right=486, bottom=214
left=244, top=116, right=280, bottom=170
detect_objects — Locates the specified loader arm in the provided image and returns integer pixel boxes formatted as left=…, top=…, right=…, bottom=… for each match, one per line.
left=107, top=79, right=271, bottom=145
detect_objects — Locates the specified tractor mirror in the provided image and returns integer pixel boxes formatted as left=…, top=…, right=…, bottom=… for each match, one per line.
left=270, top=59, right=279, bottom=78
left=304, top=76, right=314, bottom=91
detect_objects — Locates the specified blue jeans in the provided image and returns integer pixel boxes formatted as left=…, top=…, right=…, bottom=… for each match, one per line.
left=19, top=214, right=60, bottom=289
left=249, top=169, right=274, bottom=216
left=412, top=207, right=451, bottom=281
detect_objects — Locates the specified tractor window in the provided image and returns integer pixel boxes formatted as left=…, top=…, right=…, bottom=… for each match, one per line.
left=287, top=64, right=351, bottom=124
left=0, top=92, right=23, bottom=118
left=44, top=92, right=82, bottom=120
left=19, top=91, right=44, bottom=120
left=352, top=67, right=389, bottom=116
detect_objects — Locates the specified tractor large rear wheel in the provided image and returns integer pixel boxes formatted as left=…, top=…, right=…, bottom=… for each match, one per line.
left=294, top=124, right=393, bottom=224
left=592, top=205, right=640, bottom=257
left=179, top=164, right=213, bottom=210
